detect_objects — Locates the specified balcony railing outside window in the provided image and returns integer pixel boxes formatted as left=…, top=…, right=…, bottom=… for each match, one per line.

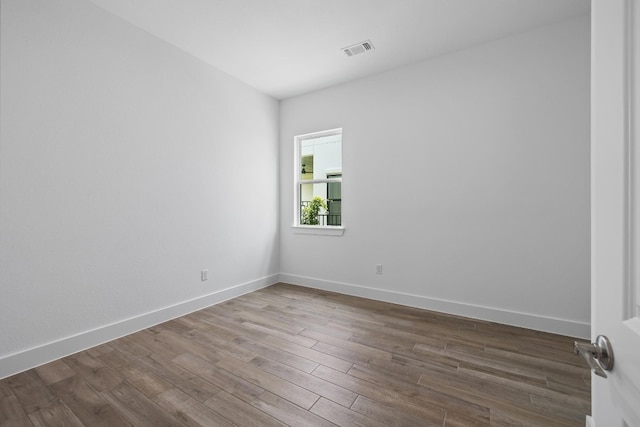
left=300, top=201, right=342, bottom=226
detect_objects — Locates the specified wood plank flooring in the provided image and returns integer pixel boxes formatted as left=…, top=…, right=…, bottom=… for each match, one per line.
left=0, top=283, right=591, bottom=426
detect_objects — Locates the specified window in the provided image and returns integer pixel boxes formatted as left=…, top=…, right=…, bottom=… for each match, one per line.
left=294, top=129, right=343, bottom=234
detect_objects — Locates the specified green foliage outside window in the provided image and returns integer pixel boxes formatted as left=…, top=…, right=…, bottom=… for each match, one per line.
left=302, top=196, right=328, bottom=225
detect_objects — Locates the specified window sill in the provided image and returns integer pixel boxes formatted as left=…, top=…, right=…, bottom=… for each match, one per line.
left=291, top=225, right=345, bottom=236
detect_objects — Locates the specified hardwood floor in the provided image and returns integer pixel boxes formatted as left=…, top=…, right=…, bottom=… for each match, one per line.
left=0, top=283, right=591, bottom=426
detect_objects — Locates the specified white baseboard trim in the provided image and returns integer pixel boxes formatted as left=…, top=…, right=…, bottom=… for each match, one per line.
left=279, top=273, right=590, bottom=339
left=585, top=415, right=594, bottom=427
left=0, top=274, right=279, bottom=380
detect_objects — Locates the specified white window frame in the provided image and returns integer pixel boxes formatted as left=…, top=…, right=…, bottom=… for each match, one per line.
left=292, top=128, right=344, bottom=236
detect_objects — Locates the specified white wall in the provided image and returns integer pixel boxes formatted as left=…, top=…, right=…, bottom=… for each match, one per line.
left=280, top=15, right=591, bottom=337
left=0, top=0, right=279, bottom=377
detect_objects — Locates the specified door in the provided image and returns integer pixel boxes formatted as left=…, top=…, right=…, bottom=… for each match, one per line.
left=591, top=0, right=640, bottom=426
left=327, top=174, right=342, bottom=226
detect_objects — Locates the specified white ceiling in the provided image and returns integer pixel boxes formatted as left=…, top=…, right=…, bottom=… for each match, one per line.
left=87, top=0, right=590, bottom=100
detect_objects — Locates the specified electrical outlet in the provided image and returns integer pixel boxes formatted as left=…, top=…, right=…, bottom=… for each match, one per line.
left=376, top=264, right=383, bottom=275
left=201, top=269, right=208, bottom=281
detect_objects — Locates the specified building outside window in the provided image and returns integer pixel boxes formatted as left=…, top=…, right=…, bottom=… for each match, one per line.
left=294, top=129, right=342, bottom=228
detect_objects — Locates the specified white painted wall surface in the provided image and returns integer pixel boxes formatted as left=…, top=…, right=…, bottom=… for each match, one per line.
left=280, top=16, right=591, bottom=337
left=0, top=0, right=279, bottom=376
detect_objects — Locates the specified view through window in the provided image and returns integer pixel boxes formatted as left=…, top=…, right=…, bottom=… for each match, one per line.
left=295, top=129, right=342, bottom=227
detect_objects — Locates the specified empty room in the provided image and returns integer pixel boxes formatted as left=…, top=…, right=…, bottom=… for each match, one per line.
left=2, top=0, right=639, bottom=426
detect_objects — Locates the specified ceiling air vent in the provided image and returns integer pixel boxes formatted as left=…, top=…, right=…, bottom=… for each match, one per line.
left=342, top=40, right=375, bottom=57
